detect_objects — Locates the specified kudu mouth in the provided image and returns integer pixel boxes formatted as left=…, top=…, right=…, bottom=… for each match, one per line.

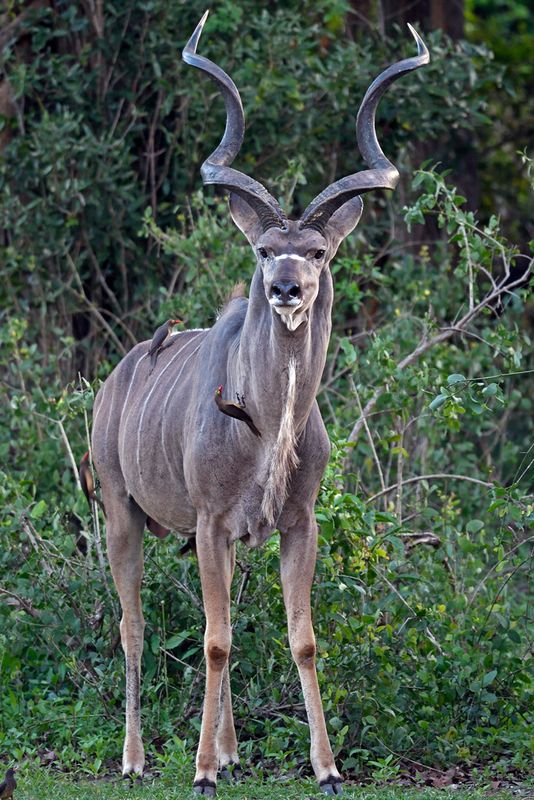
left=268, top=293, right=307, bottom=331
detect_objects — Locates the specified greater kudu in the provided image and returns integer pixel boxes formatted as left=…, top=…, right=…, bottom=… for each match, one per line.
left=91, top=13, right=428, bottom=795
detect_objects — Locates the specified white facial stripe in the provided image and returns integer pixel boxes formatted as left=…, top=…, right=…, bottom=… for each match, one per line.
left=273, top=253, right=307, bottom=262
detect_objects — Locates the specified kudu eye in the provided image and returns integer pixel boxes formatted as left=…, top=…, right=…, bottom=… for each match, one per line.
left=314, top=249, right=325, bottom=259
left=258, top=247, right=268, bottom=259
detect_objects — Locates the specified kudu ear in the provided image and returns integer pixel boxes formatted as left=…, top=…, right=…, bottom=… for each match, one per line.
left=324, top=197, right=364, bottom=251
left=229, top=194, right=264, bottom=246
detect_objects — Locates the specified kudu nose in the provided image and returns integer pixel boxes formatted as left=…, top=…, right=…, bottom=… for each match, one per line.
left=271, top=279, right=301, bottom=304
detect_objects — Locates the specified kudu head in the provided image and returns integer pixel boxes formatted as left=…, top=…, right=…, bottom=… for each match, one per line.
left=183, top=12, right=429, bottom=332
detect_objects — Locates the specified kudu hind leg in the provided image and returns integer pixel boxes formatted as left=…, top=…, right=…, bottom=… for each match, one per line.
left=280, top=521, right=343, bottom=795
left=106, top=502, right=146, bottom=776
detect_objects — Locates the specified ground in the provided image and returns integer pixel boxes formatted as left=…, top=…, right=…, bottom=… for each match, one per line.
left=11, top=772, right=534, bottom=800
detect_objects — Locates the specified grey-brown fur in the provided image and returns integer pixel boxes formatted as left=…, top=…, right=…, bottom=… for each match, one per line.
left=91, top=13, right=429, bottom=795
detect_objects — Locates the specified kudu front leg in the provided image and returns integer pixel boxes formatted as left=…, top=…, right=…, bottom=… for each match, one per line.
left=194, top=529, right=236, bottom=796
left=106, top=503, right=146, bottom=776
left=217, top=542, right=239, bottom=777
left=280, top=520, right=343, bottom=795
left=217, top=663, right=240, bottom=779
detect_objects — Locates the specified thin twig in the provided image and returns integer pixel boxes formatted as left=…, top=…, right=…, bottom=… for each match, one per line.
left=468, top=535, right=534, bottom=606
left=145, top=552, right=203, bottom=611
left=367, top=473, right=493, bottom=503
left=66, top=253, right=127, bottom=356
left=57, top=418, right=83, bottom=493
left=460, top=225, right=475, bottom=311
left=349, top=377, right=387, bottom=505
left=377, top=568, right=444, bottom=654
left=235, top=567, right=251, bottom=608
left=0, top=586, right=40, bottom=617
left=345, top=262, right=533, bottom=454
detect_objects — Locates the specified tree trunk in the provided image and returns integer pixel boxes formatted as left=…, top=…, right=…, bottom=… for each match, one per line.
left=381, top=0, right=464, bottom=39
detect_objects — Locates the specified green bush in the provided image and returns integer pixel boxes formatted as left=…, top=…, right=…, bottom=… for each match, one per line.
left=0, top=0, right=532, bottom=783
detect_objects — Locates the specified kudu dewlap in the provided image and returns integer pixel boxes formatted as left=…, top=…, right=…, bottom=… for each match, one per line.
left=90, top=13, right=429, bottom=797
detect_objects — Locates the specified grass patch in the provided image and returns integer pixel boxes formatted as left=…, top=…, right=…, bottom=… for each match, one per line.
left=11, top=771, right=527, bottom=800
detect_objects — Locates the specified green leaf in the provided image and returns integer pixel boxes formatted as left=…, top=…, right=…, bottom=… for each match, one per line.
left=466, top=520, right=484, bottom=533
left=482, top=669, right=497, bottom=687
left=482, top=382, right=498, bottom=397
left=391, top=446, right=409, bottom=458
left=429, top=393, right=447, bottom=410
left=30, top=499, right=47, bottom=519
left=164, top=631, right=190, bottom=650
left=447, top=374, right=466, bottom=385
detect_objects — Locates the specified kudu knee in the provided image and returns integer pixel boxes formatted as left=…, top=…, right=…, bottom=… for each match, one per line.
left=205, top=635, right=231, bottom=671
left=120, top=614, right=145, bottom=651
left=290, top=639, right=316, bottom=667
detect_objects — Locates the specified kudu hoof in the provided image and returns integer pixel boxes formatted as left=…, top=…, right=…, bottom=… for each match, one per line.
left=320, top=777, right=343, bottom=795
left=122, top=773, right=143, bottom=786
left=218, top=762, right=242, bottom=781
left=193, top=778, right=216, bottom=796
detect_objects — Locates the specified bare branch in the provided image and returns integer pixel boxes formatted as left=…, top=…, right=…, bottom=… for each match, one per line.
left=377, top=568, right=444, bottom=654
left=468, top=535, right=534, bottom=606
left=349, top=377, right=387, bottom=504
left=345, top=259, right=533, bottom=452
left=66, top=253, right=128, bottom=356
left=57, top=418, right=83, bottom=493
left=0, top=0, right=47, bottom=50
left=0, top=586, right=40, bottom=617
left=367, top=473, right=494, bottom=503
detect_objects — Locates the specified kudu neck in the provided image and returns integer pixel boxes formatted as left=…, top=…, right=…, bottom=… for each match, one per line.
left=234, top=264, right=333, bottom=435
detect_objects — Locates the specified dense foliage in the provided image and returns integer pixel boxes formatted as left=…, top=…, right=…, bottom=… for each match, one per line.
left=0, top=0, right=532, bottom=785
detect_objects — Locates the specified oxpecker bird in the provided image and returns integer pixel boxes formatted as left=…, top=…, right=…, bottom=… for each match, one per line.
left=148, top=319, right=182, bottom=368
left=215, top=386, right=262, bottom=438
left=0, top=768, right=17, bottom=800
left=79, top=451, right=106, bottom=515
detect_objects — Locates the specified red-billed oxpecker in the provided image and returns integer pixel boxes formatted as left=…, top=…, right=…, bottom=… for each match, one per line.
left=79, top=451, right=106, bottom=516
left=215, top=385, right=262, bottom=438
left=148, top=318, right=182, bottom=368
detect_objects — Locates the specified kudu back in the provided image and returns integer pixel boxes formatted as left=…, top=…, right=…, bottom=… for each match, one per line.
left=91, top=13, right=428, bottom=795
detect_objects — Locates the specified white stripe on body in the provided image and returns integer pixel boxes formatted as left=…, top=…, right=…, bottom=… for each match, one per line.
left=170, top=328, right=209, bottom=334
left=135, top=334, right=204, bottom=493
left=159, top=342, right=203, bottom=478
left=92, top=380, right=107, bottom=434
left=104, top=380, right=117, bottom=460
left=119, top=352, right=149, bottom=469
